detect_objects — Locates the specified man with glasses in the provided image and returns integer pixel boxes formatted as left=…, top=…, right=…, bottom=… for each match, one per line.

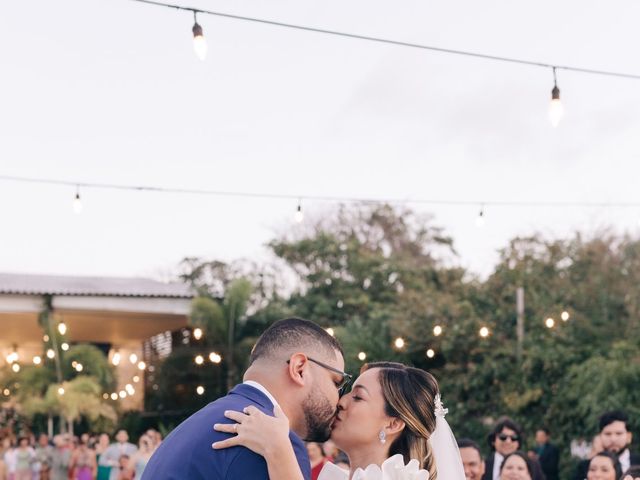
left=483, top=417, right=546, bottom=480
left=142, top=317, right=346, bottom=480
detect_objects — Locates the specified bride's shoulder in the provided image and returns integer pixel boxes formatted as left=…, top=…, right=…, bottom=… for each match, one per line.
left=318, top=461, right=349, bottom=480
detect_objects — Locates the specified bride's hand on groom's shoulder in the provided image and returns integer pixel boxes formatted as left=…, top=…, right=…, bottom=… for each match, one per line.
left=212, top=404, right=291, bottom=458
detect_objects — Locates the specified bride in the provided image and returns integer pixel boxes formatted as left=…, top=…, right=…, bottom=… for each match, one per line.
left=212, top=361, right=465, bottom=479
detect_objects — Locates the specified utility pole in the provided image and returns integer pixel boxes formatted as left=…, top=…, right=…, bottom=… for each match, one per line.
left=516, top=287, right=525, bottom=363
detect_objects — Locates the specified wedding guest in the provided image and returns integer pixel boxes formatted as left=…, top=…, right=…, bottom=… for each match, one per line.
left=500, top=451, right=534, bottom=480
left=459, top=438, right=486, bottom=480
left=70, top=440, right=96, bottom=480
left=98, top=431, right=137, bottom=480
left=574, top=411, right=640, bottom=480
left=129, top=435, right=154, bottom=479
left=306, top=442, right=329, bottom=480
left=483, top=417, right=545, bottom=480
left=586, top=451, right=621, bottom=480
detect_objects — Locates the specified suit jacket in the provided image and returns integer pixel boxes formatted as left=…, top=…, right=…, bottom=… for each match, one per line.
left=142, top=383, right=311, bottom=480
left=573, top=451, right=640, bottom=480
left=538, top=443, right=560, bottom=480
left=482, top=452, right=546, bottom=480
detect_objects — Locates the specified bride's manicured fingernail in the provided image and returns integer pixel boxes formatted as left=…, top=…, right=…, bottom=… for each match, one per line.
left=213, top=424, right=219, bottom=429
left=211, top=442, right=218, bottom=449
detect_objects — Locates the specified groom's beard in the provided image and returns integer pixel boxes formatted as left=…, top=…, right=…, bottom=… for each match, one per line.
left=301, top=391, right=335, bottom=442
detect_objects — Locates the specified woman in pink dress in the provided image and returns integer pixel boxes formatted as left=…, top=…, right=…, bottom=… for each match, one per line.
left=69, top=441, right=96, bottom=480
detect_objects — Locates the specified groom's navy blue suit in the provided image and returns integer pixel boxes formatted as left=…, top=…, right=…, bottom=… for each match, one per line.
left=142, top=383, right=311, bottom=479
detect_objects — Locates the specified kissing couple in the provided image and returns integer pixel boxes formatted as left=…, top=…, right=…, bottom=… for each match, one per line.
left=142, top=317, right=465, bottom=479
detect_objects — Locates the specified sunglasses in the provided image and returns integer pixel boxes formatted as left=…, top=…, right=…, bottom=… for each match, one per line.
left=498, top=434, right=519, bottom=442
left=287, top=356, right=353, bottom=395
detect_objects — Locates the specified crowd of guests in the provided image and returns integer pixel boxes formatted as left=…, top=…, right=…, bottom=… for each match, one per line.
left=456, top=410, right=639, bottom=480
left=305, top=409, right=639, bottom=480
left=1, top=408, right=637, bottom=480
left=0, top=429, right=161, bottom=480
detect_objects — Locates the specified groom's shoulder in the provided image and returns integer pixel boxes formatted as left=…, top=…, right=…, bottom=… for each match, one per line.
left=142, top=384, right=275, bottom=480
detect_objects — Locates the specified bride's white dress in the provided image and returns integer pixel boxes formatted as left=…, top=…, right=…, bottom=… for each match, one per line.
left=318, top=454, right=430, bottom=480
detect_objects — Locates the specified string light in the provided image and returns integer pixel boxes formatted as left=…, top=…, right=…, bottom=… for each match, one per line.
left=73, top=186, right=83, bottom=214
left=545, top=317, right=555, bottom=328
left=110, top=392, right=119, bottom=401
left=75, top=363, right=84, bottom=372
left=5, top=174, right=640, bottom=210
left=294, top=201, right=304, bottom=223
left=46, top=349, right=55, bottom=359
left=11, top=363, right=20, bottom=373
left=357, top=352, right=367, bottom=361
left=193, top=328, right=203, bottom=340
left=475, top=206, right=485, bottom=227
left=209, top=352, right=222, bottom=364
left=61, top=343, right=69, bottom=351
left=192, top=12, right=207, bottom=61
left=3, top=389, right=10, bottom=396
left=129, top=353, right=138, bottom=364
left=394, top=337, right=405, bottom=349
left=119, top=390, right=127, bottom=399
left=196, top=385, right=205, bottom=395
left=133, top=375, right=140, bottom=383
left=194, top=355, right=204, bottom=365
left=129, top=0, right=640, bottom=81
left=32, top=356, right=42, bottom=365
left=433, top=325, right=443, bottom=336
left=58, top=386, right=65, bottom=395
left=103, top=393, right=109, bottom=399
left=43, top=334, right=49, bottom=342
left=549, top=68, right=564, bottom=127
left=125, top=384, right=135, bottom=395
left=137, top=361, right=147, bottom=370
left=479, top=326, right=490, bottom=338
left=426, top=349, right=435, bottom=359
left=561, top=311, right=570, bottom=321
left=112, top=351, right=121, bottom=366
left=57, top=321, right=67, bottom=335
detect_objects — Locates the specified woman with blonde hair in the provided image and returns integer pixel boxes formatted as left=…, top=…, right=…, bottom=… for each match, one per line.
left=213, top=362, right=464, bottom=479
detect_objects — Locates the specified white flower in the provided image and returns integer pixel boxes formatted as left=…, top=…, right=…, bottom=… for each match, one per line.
left=352, top=455, right=430, bottom=480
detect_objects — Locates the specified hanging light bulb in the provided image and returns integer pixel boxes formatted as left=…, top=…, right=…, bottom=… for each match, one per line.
left=192, top=12, right=208, bottom=61
left=73, top=186, right=83, bottom=214
left=193, top=328, right=203, bottom=340
left=111, top=351, right=121, bottom=366
left=475, top=206, right=485, bottom=227
left=394, top=337, right=405, bottom=349
left=426, top=349, right=435, bottom=359
left=357, top=352, right=367, bottom=361
left=294, top=201, right=304, bottom=223
left=58, top=321, right=67, bottom=335
left=433, top=325, right=443, bottom=336
left=549, top=67, right=564, bottom=127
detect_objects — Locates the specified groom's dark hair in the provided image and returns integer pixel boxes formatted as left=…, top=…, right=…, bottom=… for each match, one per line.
left=249, top=317, right=343, bottom=365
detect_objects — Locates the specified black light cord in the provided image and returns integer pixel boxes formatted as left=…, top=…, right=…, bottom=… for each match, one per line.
left=128, top=0, right=640, bottom=81
left=1, top=174, right=639, bottom=208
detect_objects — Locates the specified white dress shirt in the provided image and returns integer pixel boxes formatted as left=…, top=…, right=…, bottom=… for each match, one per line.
left=493, top=452, right=504, bottom=480
left=243, top=380, right=280, bottom=408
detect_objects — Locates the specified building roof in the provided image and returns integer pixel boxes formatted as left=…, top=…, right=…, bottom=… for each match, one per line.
left=0, top=272, right=194, bottom=298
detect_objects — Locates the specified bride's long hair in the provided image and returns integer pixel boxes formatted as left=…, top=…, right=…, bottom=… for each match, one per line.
left=362, top=362, right=439, bottom=479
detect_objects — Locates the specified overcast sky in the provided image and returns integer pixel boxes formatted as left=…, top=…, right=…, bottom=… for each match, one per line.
left=1, top=0, right=639, bottom=280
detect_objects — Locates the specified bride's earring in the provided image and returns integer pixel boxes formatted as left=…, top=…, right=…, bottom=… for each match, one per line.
left=378, top=430, right=386, bottom=445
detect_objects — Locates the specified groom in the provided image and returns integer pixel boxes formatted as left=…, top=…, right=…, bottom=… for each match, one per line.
left=142, top=317, right=346, bottom=479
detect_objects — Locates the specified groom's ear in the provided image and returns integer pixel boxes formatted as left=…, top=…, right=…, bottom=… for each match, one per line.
left=386, top=417, right=406, bottom=436
left=287, top=353, right=309, bottom=387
